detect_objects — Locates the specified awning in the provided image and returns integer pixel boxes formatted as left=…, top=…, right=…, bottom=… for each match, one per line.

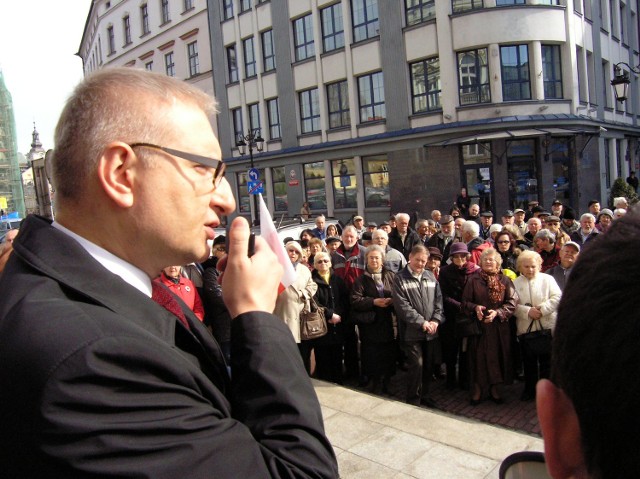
left=425, top=127, right=599, bottom=147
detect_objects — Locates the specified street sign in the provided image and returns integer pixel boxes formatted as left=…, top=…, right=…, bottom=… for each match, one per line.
left=248, top=168, right=260, bottom=181
left=248, top=181, right=264, bottom=195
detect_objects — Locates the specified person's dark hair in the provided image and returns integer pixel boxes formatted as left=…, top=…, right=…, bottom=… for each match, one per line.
left=299, top=228, right=314, bottom=240
left=551, top=207, right=640, bottom=478
left=450, top=205, right=461, bottom=216
left=495, top=231, right=515, bottom=251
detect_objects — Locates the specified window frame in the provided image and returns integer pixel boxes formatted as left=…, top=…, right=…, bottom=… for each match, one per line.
left=261, top=29, right=276, bottom=72
left=183, top=0, right=194, bottom=12
left=240, top=0, right=252, bottom=13
left=293, top=14, right=315, bottom=62
left=226, top=44, right=239, bottom=83
left=243, top=37, right=257, bottom=79
left=267, top=98, right=282, bottom=140
left=141, top=4, right=150, bottom=35
left=357, top=71, right=386, bottom=123
left=187, top=41, right=199, bottom=77
left=161, top=0, right=171, bottom=24
left=107, top=25, right=115, bottom=54
left=299, top=88, right=321, bottom=134
left=410, top=57, right=442, bottom=113
left=321, top=3, right=345, bottom=53
left=457, top=48, right=491, bottom=105
left=164, top=51, right=175, bottom=77
left=222, top=0, right=234, bottom=19
left=327, top=80, right=351, bottom=128
left=232, top=108, right=244, bottom=141
left=542, top=44, right=563, bottom=99
left=351, top=0, right=380, bottom=42
left=452, top=0, right=484, bottom=13
left=405, top=0, right=435, bottom=26
left=500, top=44, right=531, bottom=101
left=248, top=103, right=260, bottom=131
left=123, top=15, right=132, bottom=45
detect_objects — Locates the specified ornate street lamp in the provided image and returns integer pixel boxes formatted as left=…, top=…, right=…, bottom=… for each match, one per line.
left=236, top=128, right=264, bottom=225
left=611, top=62, right=640, bottom=104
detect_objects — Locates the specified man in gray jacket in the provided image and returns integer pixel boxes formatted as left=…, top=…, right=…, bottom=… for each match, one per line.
left=393, top=245, right=444, bottom=406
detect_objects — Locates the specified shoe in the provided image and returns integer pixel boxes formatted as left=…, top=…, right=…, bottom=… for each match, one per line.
left=490, top=395, right=504, bottom=405
left=469, top=398, right=482, bottom=406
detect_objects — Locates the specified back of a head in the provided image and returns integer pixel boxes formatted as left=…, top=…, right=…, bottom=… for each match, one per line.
left=552, top=207, right=640, bottom=478
left=53, top=67, right=217, bottom=201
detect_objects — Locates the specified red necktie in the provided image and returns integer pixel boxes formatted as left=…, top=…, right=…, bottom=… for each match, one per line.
left=151, top=282, right=190, bottom=330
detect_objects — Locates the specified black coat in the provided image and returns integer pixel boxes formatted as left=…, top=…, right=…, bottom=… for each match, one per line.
left=388, top=227, right=422, bottom=260
left=202, top=259, right=231, bottom=344
left=312, top=269, right=349, bottom=345
left=0, top=216, right=337, bottom=479
left=350, top=269, right=396, bottom=343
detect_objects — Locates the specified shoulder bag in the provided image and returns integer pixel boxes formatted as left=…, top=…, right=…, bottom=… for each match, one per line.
left=300, top=296, right=328, bottom=340
left=519, top=281, right=553, bottom=356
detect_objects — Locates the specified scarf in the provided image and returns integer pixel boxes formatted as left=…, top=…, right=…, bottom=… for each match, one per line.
left=480, top=269, right=505, bottom=304
left=368, top=266, right=384, bottom=297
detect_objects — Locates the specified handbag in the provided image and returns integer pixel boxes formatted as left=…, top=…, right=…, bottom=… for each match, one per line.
left=300, top=296, right=328, bottom=340
left=455, top=311, right=481, bottom=338
left=520, top=319, right=552, bottom=356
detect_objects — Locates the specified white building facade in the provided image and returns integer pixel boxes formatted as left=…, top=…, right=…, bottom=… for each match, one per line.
left=208, top=0, right=640, bottom=224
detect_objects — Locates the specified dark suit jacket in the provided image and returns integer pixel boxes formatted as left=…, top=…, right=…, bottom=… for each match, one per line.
left=0, top=216, right=337, bottom=478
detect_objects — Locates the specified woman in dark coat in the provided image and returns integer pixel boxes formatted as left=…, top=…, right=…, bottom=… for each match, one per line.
left=311, top=251, right=349, bottom=384
left=350, top=245, right=396, bottom=394
left=456, top=187, right=471, bottom=217
left=462, top=248, right=518, bottom=405
left=438, top=242, right=479, bottom=390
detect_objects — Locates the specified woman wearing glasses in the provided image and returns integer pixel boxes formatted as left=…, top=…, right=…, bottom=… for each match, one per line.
left=311, top=252, right=349, bottom=384
left=494, top=230, right=521, bottom=277
left=350, top=245, right=396, bottom=395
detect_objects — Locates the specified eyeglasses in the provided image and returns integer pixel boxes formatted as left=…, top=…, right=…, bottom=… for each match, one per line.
left=496, top=240, right=511, bottom=244
left=316, top=259, right=331, bottom=264
left=129, top=142, right=226, bottom=190
left=213, top=246, right=226, bottom=252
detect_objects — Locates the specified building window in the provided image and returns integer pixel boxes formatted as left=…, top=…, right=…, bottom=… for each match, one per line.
left=327, top=80, right=350, bottom=128
left=452, top=0, right=484, bottom=13
left=410, top=57, right=441, bottom=113
left=240, top=0, right=252, bottom=12
left=293, top=14, right=315, bottom=61
left=248, top=103, right=260, bottom=131
left=232, top=108, right=244, bottom=140
left=261, top=30, right=276, bottom=72
left=165, top=51, right=175, bottom=77
left=222, top=0, right=233, bottom=19
left=267, top=98, right=281, bottom=139
left=321, top=3, right=344, bottom=53
left=141, top=4, right=150, bottom=34
left=496, top=0, right=524, bottom=4
left=183, top=0, right=194, bottom=11
left=243, top=37, right=257, bottom=78
left=542, top=44, right=563, bottom=99
left=500, top=44, right=531, bottom=101
left=107, top=26, right=115, bottom=54
left=187, top=41, right=199, bottom=77
left=363, top=155, right=390, bottom=208
left=237, top=172, right=251, bottom=213
left=161, top=0, right=170, bottom=23
left=352, top=0, right=379, bottom=42
left=123, top=16, right=132, bottom=45
left=457, top=48, right=490, bottom=105
left=549, top=138, right=571, bottom=204
left=358, top=71, right=385, bottom=122
left=332, top=159, right=357, bottom=209
left=304, top=162, right=327, bottom=210
left=145, top=61, right=153, bottom=71
left=405, top=0, right=435, bottom=26
left=299, top=88, right=320, bottom=133
left=272, top=167, right=288, bottom=212
left=227, top=45, right=238, bottom=83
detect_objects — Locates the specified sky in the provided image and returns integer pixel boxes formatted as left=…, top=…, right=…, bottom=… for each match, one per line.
left=0, top=2, right=90, bottom=156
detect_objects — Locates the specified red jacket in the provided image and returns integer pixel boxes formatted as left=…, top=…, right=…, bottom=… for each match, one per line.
left=154, top=273, right=205, bottom=321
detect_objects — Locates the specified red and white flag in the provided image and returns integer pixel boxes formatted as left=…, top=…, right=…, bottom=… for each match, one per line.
left=259, top=194, right=297, bottom=293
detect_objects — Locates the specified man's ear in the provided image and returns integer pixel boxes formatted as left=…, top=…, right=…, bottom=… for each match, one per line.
left=537, top=379, right=588, bottom=479
left=97, top=143, right=137, bottom=208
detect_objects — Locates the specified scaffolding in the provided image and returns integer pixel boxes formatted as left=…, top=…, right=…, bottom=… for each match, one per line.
left=0, top=70, right=26, bottom=218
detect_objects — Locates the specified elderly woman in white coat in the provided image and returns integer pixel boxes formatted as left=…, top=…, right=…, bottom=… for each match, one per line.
left=513, top=250, right=561, bottom=402
left=274, top=241, right=318, bottom=373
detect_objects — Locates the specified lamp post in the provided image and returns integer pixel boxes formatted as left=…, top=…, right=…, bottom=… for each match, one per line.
left=236, top=128, right=264, bottom=226
left=611, top=62, right=640, bottom=103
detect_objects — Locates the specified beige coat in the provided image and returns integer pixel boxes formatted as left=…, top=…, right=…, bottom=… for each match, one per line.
left=513, top=273, right=562, bottom=336
left=273, top=263, right=317, bottom=343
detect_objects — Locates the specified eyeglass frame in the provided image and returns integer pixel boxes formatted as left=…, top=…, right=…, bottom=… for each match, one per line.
left=315, top=259, right=331, bottom=264
left=129, top=142, right=226, bottom=189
